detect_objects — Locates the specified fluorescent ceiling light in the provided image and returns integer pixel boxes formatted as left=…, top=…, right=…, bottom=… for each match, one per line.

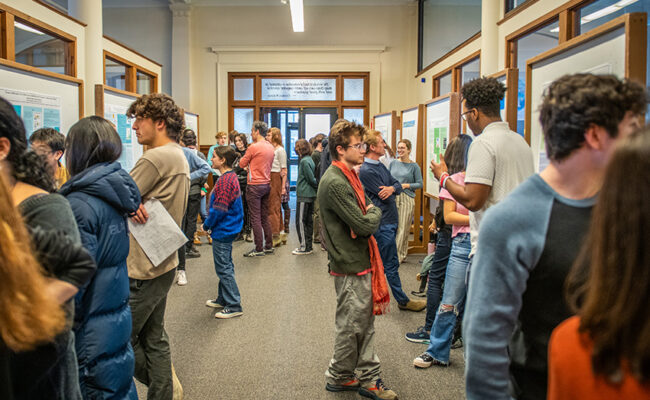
left=15, top=21, right=44, bottom=35
left=289, top=0, right=304, bottom=32
left=550, top=27, right=560, bottom=33
left=580, top=0, right=638, bottom=24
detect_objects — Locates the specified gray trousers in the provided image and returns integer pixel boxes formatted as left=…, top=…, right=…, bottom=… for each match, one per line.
left=326, top=273, right=381, bottom=385
left=129, top=268, right=176, bottom=400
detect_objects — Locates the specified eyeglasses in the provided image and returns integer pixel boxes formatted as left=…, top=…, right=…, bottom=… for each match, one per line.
left=461, top=109, right=476, bottom=121
left=349, top=143, right=367, bottom=152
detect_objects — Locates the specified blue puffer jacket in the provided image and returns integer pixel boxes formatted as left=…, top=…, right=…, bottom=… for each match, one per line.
left=60, top=162, right=141, bottom=400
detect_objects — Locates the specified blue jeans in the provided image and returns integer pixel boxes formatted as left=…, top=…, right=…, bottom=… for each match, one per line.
left=424, top=228, right=452, bottom=331
left=200, top=195, right=208, bottom=222
left=212, top=240, right=242, bottom=311
left=373, top=223, right=409, bottom=305
left=426, top=233, right=471, bottom=363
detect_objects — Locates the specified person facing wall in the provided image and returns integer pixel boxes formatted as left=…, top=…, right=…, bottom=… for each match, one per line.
left=293, top=138, right=317, bottom=255
left=29, top=127, right=70, bottom=188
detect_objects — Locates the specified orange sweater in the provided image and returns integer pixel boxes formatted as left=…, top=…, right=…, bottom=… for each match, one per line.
left=548, top=316, right=650, bottom=400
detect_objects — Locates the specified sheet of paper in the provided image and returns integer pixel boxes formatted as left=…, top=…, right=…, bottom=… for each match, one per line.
left=128, top=198, right=187, bottom=267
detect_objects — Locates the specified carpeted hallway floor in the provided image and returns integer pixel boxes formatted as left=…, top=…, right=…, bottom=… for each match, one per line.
left=136, top=231, right=466, bottom=400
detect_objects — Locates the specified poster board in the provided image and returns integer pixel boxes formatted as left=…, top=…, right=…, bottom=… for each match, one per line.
left=373, top=111, right=398, bottom=151
left=488, top=68, right=518, bottom=133
left=423, top=93, right=460, bottom=198
left=95, top=85, right=142, bottom=172
left=526, top=13, right=646, bottom=172
left=0, top=60, right=83, bottom=138
left=400, top=104, right=425, bottom=253
left=184, top=111, right=200, bottom=146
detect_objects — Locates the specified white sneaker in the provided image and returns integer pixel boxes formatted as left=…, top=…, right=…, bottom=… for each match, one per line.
left=177, top=270, right=187, bottom=286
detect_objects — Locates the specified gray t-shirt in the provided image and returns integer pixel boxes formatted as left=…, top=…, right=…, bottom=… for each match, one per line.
left=464, top=121, right=534, bottom=255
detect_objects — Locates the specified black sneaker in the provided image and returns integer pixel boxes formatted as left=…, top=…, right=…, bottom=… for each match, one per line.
left=410, top=290, right=427, bottom=297
left=263, top=247, right=275, bottom=254
left=186, top=248, right=201, bottom=258
left=451, top=336, right=463, bottom=349
left=243, top=249, right=265, bottom=257
left=413, top=352, right=448, bottom=368
left=405, top=326, right=430, bottom=344
left=214, top=307, right=243, bottom=319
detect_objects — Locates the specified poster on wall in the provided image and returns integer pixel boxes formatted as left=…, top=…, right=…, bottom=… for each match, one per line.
left=105, top=104, right=142, bottom=172
left=0, top=88, right=61, bottom=137
left=425, top=98, right=451, bottom=197
left=185, top=112, right=199, bottom=135
left=374, top=113, right=393, bottom=149
left=401, top=107, right=419, bottom=157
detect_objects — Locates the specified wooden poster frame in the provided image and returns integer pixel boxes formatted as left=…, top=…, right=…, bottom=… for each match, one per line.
left=372, top=110, right=400, bottom=152
left=488, top=68, right=519, bottom=132
left=400, top=104, right=426, bottom=254
left=422, top=93, right=461, bottom=247
left=524, top=12, right=647, bottom=144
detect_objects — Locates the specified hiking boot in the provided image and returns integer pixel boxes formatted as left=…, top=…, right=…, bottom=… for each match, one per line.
left=359, top=379, right=397, bottom=400
left=405, top=326, right=430, bottom=344
left=244, top=249, right=265, bottom=257
left=205, top=299, right=224, bottom=309
left=214, top=307, right=243, bottom=319
left=413, top=352, right=448, bottom=369
left=176, top=270, right=187, bottom=286
left=398, top=299, right=426, bottom=312
left=325, top=378, right=360, bottom=392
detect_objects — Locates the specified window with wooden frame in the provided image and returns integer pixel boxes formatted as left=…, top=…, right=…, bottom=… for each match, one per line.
left=505, top=0, right=537, bottom=14
left=432, top=52, right=480, bottom=98
left=0, top=4, right=77, bottom=77
left=103, top=50, right=158, bottom=95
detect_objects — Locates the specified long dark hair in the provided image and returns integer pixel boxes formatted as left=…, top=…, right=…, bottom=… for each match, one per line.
left=65, top=116, right=122, bottom=176
left=0, top=97, right=55, bottom=192
left=566, top=128, right=650, bottom=383
left=444, top=134, right=473, bottom=175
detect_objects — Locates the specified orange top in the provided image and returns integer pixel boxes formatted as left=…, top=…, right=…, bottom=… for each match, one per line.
left=548, top=316, right=650, bottom=400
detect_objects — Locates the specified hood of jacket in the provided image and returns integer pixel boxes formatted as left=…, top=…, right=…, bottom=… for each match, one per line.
left=59, top=162, right=141, bottom=215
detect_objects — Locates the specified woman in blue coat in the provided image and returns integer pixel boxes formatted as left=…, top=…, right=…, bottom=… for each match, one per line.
left=59, top=116, right=141, bottom=399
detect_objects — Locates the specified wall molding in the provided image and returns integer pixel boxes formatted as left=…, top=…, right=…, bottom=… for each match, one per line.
left=209, top=45, right=386, bottom=54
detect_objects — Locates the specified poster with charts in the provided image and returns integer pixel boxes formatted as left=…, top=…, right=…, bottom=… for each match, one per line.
left=401, top=108, right=419, bottom=157
left=105, top=104, right=142, bottom=172
left=425, top=98, right=451, bottom=197
left=0, top=88, right=61, bottom=139
left=374, top=114, right=392, bottom=149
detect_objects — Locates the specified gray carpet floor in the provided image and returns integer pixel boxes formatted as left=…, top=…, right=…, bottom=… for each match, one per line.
left=136, top=231, right=466, bottom=400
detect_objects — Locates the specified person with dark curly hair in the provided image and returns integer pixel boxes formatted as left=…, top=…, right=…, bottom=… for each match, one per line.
left=462, top=74, right=646, bottom=400
left=29, top=128, right=70, bottom=188
left=125, top=93, right=189, bottom=400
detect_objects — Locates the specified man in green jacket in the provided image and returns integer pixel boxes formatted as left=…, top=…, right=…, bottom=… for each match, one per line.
left=319, top=120, right=398, bottom=400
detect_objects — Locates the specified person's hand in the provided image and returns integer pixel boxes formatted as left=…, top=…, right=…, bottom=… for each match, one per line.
left=366, top=203, right=374, bottom=211
left=378, top=185, right=395, bottom=200
left=430, top=154, right=448, bottom=180
left=428, top=220, right=436, bottom=232
left=200, top=191, right=206, bottom=197
left=401, top=183, right=410, bottom=190
left=131, top=203, right=149, bottom=224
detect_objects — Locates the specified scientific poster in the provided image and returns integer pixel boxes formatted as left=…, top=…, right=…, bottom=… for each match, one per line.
left=425, top=99, right=451, bottom=197
left=0, top=88, right=61, bottom=138
left=105, top=104, right=142, bottom=172
left=401, top=108, right=419, bottom=156
left=185, top=113, right=199, bottom=135
left=374, top=114, right=392, bottom=149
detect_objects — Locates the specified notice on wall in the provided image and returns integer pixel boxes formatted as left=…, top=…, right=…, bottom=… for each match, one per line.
left=401, top=108, right=419, bottom=157
left=425, top=99, right=450, bottom=197
left=105, top=104, right=142, bottom=172
left=261, top=78, right=336, bottom=101
left=0, top=88, right=62, bottom=138
left=374, top=114, right=392, bottom=149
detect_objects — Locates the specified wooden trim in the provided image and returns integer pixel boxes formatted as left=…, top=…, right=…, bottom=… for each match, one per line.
left=559, top=10, right=571, bottom=44
left=32, top=0, right=87, bottom=27
left=104, top=84, right=142, bottom=99
left=432, top=50, right=481, bottom=96
left=126, top=65, right=136, bottom=93
left=1, top=11, right=14, bottom=61
left=94, top=84, right=104, bottom=117
left=416, top=31, right=481, bottom=77
left=78, top=81, right=84, bottom=118
left=488, top=68, right=519, bottom=132
left=498, top=0, right=540, bottom=26
left=104, top=50, right=160, bottom=95
left=0, top=57, right=82, bottom=84
left=64, top=40, right=76, bottom=77
left=103, top=35, right=162, bottom=67
left=0, top=3, right=76, bottom=42
left=625, top=13, right=647, bottom=85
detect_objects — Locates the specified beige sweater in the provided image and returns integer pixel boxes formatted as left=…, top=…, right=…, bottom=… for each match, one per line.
left=127, top=142, right=190, bottom=280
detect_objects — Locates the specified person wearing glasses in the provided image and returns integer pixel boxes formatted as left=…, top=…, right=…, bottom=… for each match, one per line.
left=29, top=128, right=70, bottom=188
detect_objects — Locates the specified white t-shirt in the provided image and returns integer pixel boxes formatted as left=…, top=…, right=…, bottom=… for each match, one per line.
left=464, top=121, right=534, bottom=255
left=271, top=146, right=287, bottom=173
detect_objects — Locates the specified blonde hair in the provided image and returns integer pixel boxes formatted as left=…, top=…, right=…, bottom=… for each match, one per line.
left=364, top=129, right=383, bottom=148
left=269, top=127, right=283, bottom=146
left=215, top=131, right=228, bottom=140
left=0, top=175, right=65, bottom=351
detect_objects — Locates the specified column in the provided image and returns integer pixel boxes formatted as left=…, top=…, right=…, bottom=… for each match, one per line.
left=170, top=0, right=192, bottom=109
left=69, top=0, right=103, bottom=116
left=480, top=0, right=500, bottom=75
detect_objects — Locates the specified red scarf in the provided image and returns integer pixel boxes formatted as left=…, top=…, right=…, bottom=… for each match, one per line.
left=332, top=160, right=390, bottom=315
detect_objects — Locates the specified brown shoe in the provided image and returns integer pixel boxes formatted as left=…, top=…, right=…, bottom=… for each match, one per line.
left=280, top=232, right=288, bottom=245
left=193, top=233, right=201, bottom=245
left=273, top=234, right=282, bottom=247
left=359, top=379, right=397, bottom=400
left=398, top=299, right=426, bottom=312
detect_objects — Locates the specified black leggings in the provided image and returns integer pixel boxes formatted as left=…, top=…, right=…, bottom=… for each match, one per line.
left=295, top=201, right=314, bottom=251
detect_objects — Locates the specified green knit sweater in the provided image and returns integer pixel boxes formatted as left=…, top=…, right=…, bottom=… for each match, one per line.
left=296, top=156, right=318, bottom=202
left=317, top=165, right=382, bottom=274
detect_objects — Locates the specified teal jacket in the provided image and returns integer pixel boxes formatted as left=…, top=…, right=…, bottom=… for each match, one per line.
left=296, top=156, right=318, bottom=201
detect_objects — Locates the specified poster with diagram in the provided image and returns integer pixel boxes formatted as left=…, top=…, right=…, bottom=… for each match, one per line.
left=374, top=113, right=392, bottom=149
left=104, top=103, right=142, bottom=172
left=425, top=97, right=451, bottom=197
left=0, top=88, right=62, bottom=138
left=401, top=107, right=419, bottom=156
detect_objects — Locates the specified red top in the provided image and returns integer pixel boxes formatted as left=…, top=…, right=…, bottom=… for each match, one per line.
left=548, top=316, right=650, bottom=400
left=239, top=140, right=275, bottom=185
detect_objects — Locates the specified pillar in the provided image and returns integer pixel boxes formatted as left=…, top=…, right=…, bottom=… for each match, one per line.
left=170, top=0, right=192, bottom=109
left=480, top=0, right=500, bottom=75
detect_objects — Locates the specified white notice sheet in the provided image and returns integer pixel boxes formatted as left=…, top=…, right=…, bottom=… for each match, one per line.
left=128, top=199, right=187, bottom=267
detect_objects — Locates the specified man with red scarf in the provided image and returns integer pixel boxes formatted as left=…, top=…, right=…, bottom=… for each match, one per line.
left=318, top=120, right=397, bottom=400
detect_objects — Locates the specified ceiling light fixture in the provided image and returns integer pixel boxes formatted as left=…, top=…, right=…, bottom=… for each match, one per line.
left=289, top=0, right=304, bottom=33
left=580, top=0, right=638, bottom=23
left=15, top=21, right=44, bottom=35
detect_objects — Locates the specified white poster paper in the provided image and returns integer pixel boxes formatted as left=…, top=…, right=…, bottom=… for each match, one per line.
left=0, top=88, right=62, bottom=138
left=261, top=78, right=336, bottom=101
left=374, top=114, right=393, bottom=149
left=401, top=108, right=419, bottom=157
left=425, top=99, right=451, bottom=197
left=105, top=103, right=142, bottom=172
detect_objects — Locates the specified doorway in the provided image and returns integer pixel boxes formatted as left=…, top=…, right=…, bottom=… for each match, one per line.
left=261, top=107, right=338, bottom=188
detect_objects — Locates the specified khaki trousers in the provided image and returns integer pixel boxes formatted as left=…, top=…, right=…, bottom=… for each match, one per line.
left=395, top=192, right=415, bottom=262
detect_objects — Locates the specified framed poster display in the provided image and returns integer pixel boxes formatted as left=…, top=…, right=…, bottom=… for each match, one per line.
left=423, top=93, right=460, bottom=198
left=400, top=104, right=425, bottom=253
left=184, top=111, right=200, bottom=146
left=488, top=69, right=518, bottom=133
left=373, top=111, right=399, bottom=151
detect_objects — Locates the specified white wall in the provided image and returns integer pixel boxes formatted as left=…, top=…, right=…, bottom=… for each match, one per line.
left=421, top=4, right=482, bottom=67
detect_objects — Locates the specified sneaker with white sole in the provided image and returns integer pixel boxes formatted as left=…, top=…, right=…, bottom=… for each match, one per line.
left=413, top=352, right=448, bottom=368
left=243, top=249, right=265, bottom=257
left=405, top=326, right=430, bottom=344
left=177, top=270, right=187, bottom=286
left=205, top=299, right=224, bottom=309
left=292, top=248, right=313, bottom=255
left=214, top=307, right=243, bottom=319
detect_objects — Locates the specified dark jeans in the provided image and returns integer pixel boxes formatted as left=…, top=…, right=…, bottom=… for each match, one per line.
left=296, top=201, right=314, bottom=251
left=282, top=201, right=290, bottom=233
left=373, top=223, right=409, bottom=305
left=247, top=184, right=272, bottom=251
left=241, top=186, right=251, bottom=235
left=212, top=240, right=242, bottom=311
left=425, top=228, right=452, bottom=331
left=178, top=193, right=202, bottom=270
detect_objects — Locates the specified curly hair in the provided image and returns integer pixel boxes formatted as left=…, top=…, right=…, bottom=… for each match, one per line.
left=294, top=138, right=312, bottom=158
left=0, top=97, right=55, bottom=192
left=329, top=119, right=366, bottom=161
left=126, top=93, right=185, bottom=142
left=182, top=129, right=197, bottom=147
left=461, top=77, right=506, bottom=118
left=539, top=74, right=647, bottom=162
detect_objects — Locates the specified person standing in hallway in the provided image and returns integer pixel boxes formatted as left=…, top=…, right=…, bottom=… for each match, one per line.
left=293, top=139, right=317, bottom=255
left=239, top=121, right=275, bottom=257
left=360, top=130, right=425, bottom=312
left=267, top=127, right=287, bottom=247
left=310, top=133, right=326, bottom=245
left=319, top=120, right=397, bottom=400
left=126, top=93, right=189, bottom=400
left=389, top=139, right=423, bottom=263
left=233, top=133, right=252, bottom=242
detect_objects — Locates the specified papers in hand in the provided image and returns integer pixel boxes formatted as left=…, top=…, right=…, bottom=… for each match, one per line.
left=128, top=198, right=187, bottom=267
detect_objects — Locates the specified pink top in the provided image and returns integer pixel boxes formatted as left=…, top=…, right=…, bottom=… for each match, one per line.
left=239, top=140, right=275, bottom=185
left=439, top=172, right=470, bottom=237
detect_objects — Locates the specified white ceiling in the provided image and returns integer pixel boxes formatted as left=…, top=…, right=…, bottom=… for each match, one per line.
left=103, top=0, right=418, bottom=8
